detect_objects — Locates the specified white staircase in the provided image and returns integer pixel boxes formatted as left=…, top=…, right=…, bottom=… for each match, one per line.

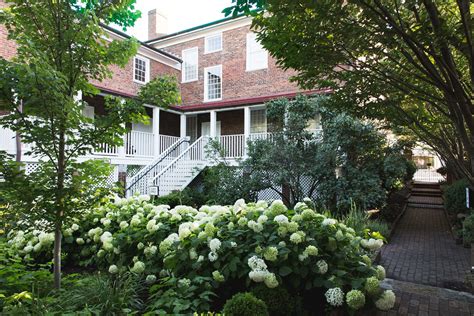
left=126, top=137, right=190, bottom=196
left=149, top=136, right=210, bottom=196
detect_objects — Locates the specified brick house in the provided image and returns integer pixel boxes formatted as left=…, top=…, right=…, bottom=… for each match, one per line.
left=0, top=5, right=326, bottom=195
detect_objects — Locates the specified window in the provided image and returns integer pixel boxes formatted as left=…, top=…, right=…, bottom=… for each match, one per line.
left=133, top=56, right=150, bottom=84
left=307, top=114, right=322, bottom=131
left=83, top=105, right=95, bottom=120
left=251, top=109, right=267, bottom=133
left=246, top=33, right=268, bottom=71
left=182, top=47, right=198, bottom=82
left=205, top=33, right=223, bottom=53
left=204, top=65, right=222, bottom=101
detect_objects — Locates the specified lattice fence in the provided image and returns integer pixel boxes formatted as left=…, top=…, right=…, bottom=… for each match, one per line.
left=24, top=163, right=40, bottom=175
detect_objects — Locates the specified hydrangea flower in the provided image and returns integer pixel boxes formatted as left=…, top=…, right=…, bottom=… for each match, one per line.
left=264, top=272, right=278, bottom=288
left=346, top=290, right=365, bottom=310
left=364, top=276, right=381, bottom=296
left=230, top=241, right=237, bottom=248
left=316, top=260, right=328, bottom=274
left=208, top=251, right=218, bottom=262
left=375, top=290, right=396, bottom=311
left=233, top=199, right=246, bottom=213
left=71, top=224, right=79, bottom=231
left=130, top=261, right=145, bottom=273
left=294, top=202, right=307, bottom=211
left=325, top=288, right=344, bottom=306
left=289, top=231, right=305, bottom=244
left=269, top=200, right=287, bottom=215
left=376, top=265, right=386, bottom=280
left=144, top=245, right=157, bottom=257
left=248, top=220, right=264, bottom=233
left=304, top=245, right=319, bottom=256
left=76, top=238, right=85, bottom=245
left=209, top=238, right=221, bottom=253
left=108, top=265, right=119, bottom=274
left=301, top=209, right=316, bottom=220
left=274, top=215, right=289, bottom=225
left=360, top=238, right=384, bottom=251
left=119, top=221, right=129, bottom=229
left=178, top=278, right=191, bottom=288
left=212, top=270, right=225, bottom=282
left=263, top=246, right=278, bottom=261
left=145, top=274, right=157, bottom=284
left=322, top=218, right=337, bottom=226
left=287, top=222, right=299, bottom=233
left=137, top=242, right=145, bottom=250
left=257, top=215, right=268, bottom=224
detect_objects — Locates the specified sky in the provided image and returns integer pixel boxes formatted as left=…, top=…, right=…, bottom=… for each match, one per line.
left=126, top=0, right=234, bottom=41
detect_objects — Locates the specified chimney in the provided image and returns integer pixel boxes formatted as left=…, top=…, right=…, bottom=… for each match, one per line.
left=148, top=9, right=168, bottom=41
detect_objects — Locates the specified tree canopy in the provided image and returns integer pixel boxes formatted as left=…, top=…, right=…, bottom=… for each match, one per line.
left=226, top=0, right=473, bottom=184
left=0, top=0, right=179, bottom=289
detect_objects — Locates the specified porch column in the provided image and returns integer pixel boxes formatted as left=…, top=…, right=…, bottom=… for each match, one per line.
left=244, top=107, right=251, bottom=156
left=180, top=114, right=187, bottom=138
left=210, top=110, right=217, bottom=138
left=153, top=107, right=160, bottom=156
left=117, top=98, right=126, bottom=158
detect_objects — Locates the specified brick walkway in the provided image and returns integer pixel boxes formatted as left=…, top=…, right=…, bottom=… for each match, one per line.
left=377, top=187, right=473, bottom=315
left=379, top=206, right=470, bottom=288
left=376, top=278, right=474, bottom=316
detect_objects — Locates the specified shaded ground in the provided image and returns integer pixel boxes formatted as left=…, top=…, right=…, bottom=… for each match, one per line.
left=376, top=183, right=473, bottom=315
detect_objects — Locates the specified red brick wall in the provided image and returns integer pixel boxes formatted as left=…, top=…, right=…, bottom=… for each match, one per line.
left=90, top=57, right=180, bottom=97
left=0, top=1, right=17, bottom=60
left=159, top=24, right=301, bottom=106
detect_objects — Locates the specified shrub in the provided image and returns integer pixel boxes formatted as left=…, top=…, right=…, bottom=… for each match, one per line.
left=462, top=213, right=474, bottom=245
left=443, top=179, right=469, bottom=215
left=154, top=189, right=197, bottom=208
left=7, top=196, right=393, bottom=313
left=251, top=284, right=297, bottom=316
left=223, top=292, right=268, bottom=316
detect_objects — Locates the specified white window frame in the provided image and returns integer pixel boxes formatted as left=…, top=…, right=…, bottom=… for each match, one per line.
left=246, top=33, right=268, bottom=71
left=250, top=108, right=267, bottom=133
left=133, top=56, right=150, bottom=84
left=204, top=32, right=223, bottom=54
left=182, top=47, right=199, bottom=83
left=204, top=65, right=222, bottom=102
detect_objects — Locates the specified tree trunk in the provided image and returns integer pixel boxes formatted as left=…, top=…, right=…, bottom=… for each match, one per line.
left=15, top=101, right=22, bottom=163
left=53, top=225, right=62, bottom=289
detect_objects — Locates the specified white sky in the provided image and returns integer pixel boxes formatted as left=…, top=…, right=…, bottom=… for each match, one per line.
left=126, top=0, right=234, bottom=41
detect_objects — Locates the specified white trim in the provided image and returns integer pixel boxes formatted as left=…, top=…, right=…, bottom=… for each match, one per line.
left=150, top=16, right=252, bottom=48
left=204, top=32, right=223, bottom=54
left=102, top=29, right=181, bottom=70
left=182, top=47, right=199, bottom=83
left=133, top=55, right=150, bottom=84
left=204, top=65, right=223, bottom=102
left=181, top=104, right=265, bottom=115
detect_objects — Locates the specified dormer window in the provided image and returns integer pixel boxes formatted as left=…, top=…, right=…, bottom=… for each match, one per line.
left=205, top=33, right=223, bottom=53
left=133, top=56, right=150, bottom=84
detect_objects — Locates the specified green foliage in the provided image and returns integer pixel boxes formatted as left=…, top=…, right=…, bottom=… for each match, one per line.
left=340, top=206, right=390, bottom=239
left=0, top=238, right=52, bottom=312
left=137, top=75, right=181, bottom=108
left=222, top=292, right=268, bottom=316
left=226, top=0, right=474, bottom=186
left=443, top=179, right=469, bottom=215
left=251, top=284, right=298, bottom=316
left=462, top=213, right=474, bottom=245
left=146, top=276, right=216, bottom=314
left=154, top=189, right=197, bottom=208
left=52, top=273, right=144, bottom=314
left=7, top=196, right=391, bottom=312
left=206, top=96, right=411, bottom=213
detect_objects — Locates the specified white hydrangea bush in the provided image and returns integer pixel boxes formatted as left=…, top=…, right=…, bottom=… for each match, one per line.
left=7, top=195, right=393, bottom=311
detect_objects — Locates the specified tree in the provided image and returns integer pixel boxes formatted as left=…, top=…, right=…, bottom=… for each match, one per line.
left=225, top=1, right=473, bottom=184
left=0, top=0, right=178, bottom=289
left=208, top=95, right=412, bottom=212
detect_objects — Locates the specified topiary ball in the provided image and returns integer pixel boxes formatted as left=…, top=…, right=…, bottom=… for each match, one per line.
left=222, top=292, right=269, bottom=316
left=251, top=284, right=295, bottom=316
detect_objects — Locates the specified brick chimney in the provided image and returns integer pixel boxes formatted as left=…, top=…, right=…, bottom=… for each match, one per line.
left=148, top=9, right=168, bottom=41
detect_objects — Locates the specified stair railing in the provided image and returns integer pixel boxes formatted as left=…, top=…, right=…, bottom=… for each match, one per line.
left=125, top=136, right=190, bottom=196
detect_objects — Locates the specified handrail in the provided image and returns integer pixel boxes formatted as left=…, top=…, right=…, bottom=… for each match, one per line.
left=150, top=136, right=209, bottom=186
left=126, top=136, right=189, bottom=192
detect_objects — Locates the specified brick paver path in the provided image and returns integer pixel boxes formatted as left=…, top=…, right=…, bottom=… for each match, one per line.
left=379, top=205, right=470, bottom=288
left=376, top=279, right=474, bottom=316
left=377, top=187, right=473, bottom=315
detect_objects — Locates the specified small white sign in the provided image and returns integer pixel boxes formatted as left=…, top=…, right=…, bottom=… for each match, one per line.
left=466, top=187, right=470, bottom=209
left=148, top=186, right=159, bottom=196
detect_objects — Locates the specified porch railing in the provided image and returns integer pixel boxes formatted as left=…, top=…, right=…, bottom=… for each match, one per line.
left=219, top=134, right=245, bottom=158
left=125, top=131, right=154, bottom=157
